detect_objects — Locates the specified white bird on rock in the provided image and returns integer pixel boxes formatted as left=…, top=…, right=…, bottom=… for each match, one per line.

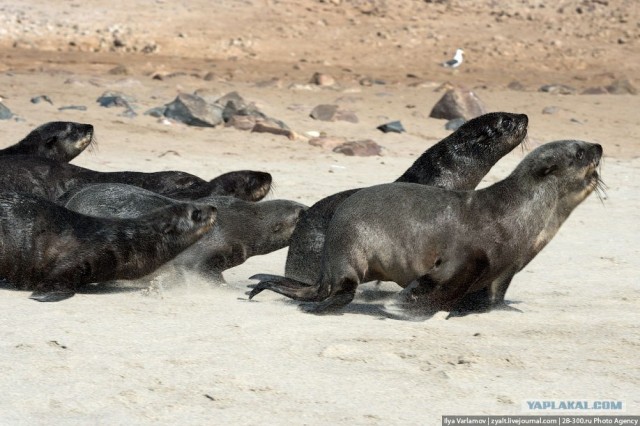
left=442, top=48, right=464, bottom=68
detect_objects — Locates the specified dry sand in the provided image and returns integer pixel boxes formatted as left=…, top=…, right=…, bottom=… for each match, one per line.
left=0, top=1, right=639, bottom=424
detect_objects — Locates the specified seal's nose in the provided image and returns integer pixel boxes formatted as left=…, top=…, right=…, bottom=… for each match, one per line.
left=590, top=143, right=603, bottom=166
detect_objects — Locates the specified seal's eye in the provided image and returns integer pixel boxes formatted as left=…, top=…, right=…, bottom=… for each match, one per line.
left=576, top=148, right=585, bottom=160
left=502, top=117, right=513, bottom=129
left=191, top=209, right=202, bottom=222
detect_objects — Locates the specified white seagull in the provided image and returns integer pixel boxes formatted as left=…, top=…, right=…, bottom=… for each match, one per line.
left=442, top=48, right=464, bottom=68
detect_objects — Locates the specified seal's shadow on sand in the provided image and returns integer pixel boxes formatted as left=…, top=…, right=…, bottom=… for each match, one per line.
left=0, top=280, right=143, bottom=297
left=244, top=283, right=523, bottom=321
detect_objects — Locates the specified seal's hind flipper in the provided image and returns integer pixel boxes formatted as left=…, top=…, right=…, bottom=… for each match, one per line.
left=248, top=274, right=318, bottom=301
left=29, top=291, right=76, bottom=302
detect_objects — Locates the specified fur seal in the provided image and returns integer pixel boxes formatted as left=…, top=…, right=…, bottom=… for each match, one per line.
left=0, top=121, right=94, bottom=162
left=62, top=183, right=307, bottom=281
left=0, top=192, right=217, bottom=302
left=0, top=156, right=272, bottom=203
left=285, top=112, right=529, bottom=283
left=249, top=140, right=603, bottom=316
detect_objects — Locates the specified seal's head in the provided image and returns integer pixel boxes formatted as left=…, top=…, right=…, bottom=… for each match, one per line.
left=153, top=203, right=218, bottom=240
left=526, top=140, right=603, bottom=207
left=20, top=121, right=95, bottom=162
left=452, top=112, right=528, bottom=162
left=209, top=170, right=273, bottom=202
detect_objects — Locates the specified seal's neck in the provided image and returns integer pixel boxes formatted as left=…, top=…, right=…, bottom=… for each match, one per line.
left=397, top=146, right=486, bottom=190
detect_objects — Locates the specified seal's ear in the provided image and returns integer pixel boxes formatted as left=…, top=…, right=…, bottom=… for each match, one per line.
left=537, top=164, right=558, bottom=178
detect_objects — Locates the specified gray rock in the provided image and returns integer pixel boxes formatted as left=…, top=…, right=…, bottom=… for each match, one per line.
left=164, top=93, right=223, bottom=127
left=310, top=104, right=359, bottom=123
left=58, top=105, right=87, bottom=111
left=251, top=123, right=296, bottom=140
left=310, top=72, right=335, bottom=86
left=214, top=91, right=249, bottom=110
left=377, top=120, right=405, bottom=133
left=31, top=95, right=53, bottom=105
left=445, top=117, right=466, bottom=130
left=97, top=91, right=135, bottom=109
left=606, top=79, right=638, bottom=95
left=0, top=103, right=12, bottom=120
left=429, top=87, right=487, bottom=120
left=144, top=106, right=167, bottom=117
left=539, top=84, right=576, bottom=95
left=542, top=106, right=559, bottom=115
left=120, top=108, right=137, bottom=118
left=333, top=140, right=382, bottom=156
left=507, top=81, right=526, bottom=91
left=108, top=65, right=129, bottom=75
left=310, top=104, right=339, bottom=121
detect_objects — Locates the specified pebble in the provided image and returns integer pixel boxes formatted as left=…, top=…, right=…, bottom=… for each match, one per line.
left=333, top=139, right=382, bottom=156
left=30, top=95, right=53, bottom=105
left=377, top=120, right=405, bottom=133
left=0, top=102, right=13, bottom=120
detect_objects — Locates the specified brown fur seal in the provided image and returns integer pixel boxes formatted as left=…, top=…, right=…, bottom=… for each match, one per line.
left=0, top=121, right=94, bottom=162
left=249, top=140, right=603, bottom=316
left=0, top=192, right=217, bottom=302
left=62, top=183, right=307, bottom=282
left=285, top=112, right=528, bottom=284
left=0, top=156, right=272, bottom=202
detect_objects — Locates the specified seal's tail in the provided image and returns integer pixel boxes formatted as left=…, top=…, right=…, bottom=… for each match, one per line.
left=248, top=274, right=320, bottom=301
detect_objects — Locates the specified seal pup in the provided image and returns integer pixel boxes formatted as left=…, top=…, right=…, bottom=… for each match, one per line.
left=0, top=121, right=95, bottom=162
left=63, top=183, right=307, bottom=282
left=0, top=192, right=217, bottom=302
left=249, top=140, right=603, bottom=315
left=0, top=155, right=272, bottom=203
left=285, top=112, right=528, bottom=284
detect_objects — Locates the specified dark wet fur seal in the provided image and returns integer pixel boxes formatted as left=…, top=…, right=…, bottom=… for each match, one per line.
left=0, top=121, right=95, bottom=162
left=63, top=183, right=307, bottom=281
left=249, top=140, right=603, bottom=317
left=285, top=112, right=529, bottom=283
left=0, top=155, right=272, bottom=203
left=0, top=192, right=217, bottom=302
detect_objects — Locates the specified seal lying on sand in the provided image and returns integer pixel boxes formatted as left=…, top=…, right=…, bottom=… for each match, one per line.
left=0, top=192, right=217, bottom=302
left=63, top=183, right=307, bottom=282
left=0, top=121, right=95, bottom=162
left=249, top=140, right=603, bottom=316
left=285, top=112, right=529, bottom=284
left=0, top=156, right=272, bottom=202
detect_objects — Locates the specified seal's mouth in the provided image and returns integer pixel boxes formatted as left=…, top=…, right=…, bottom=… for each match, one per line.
left=586, top=157, right=606, bottom=202
left=250, top=181, right=272, bottom=202
left=73, top=131, right=97, bottom=153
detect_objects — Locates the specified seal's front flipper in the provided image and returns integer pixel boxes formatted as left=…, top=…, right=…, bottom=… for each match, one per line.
left=29, top=291, right=76, bottom=302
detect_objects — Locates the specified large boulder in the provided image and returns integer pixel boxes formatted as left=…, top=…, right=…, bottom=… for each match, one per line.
left=164, top=94, right=223, bottom=127
left=429, top=87, right=487, bottom=120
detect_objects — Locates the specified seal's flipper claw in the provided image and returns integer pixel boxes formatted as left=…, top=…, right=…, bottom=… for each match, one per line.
left=29, top=291, right=75, bottom=302
left=248, top=282, right=272, bottom=300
